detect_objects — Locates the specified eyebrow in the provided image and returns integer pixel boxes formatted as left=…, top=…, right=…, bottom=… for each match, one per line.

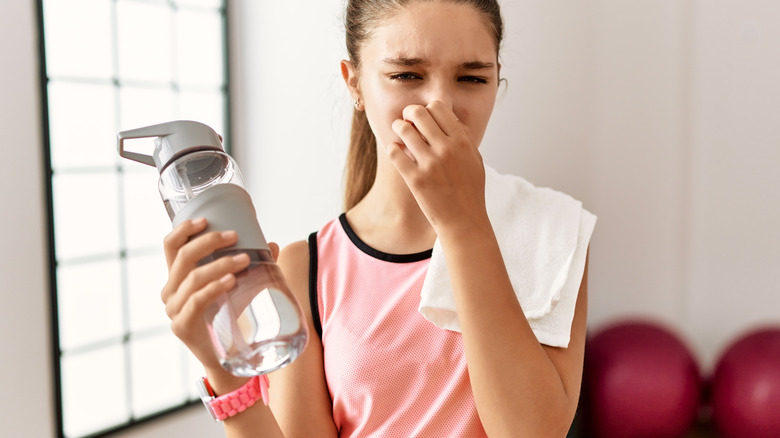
left=382, top=57, right=495, bottom=70
left=461, top=61, right=495, bottom=70
left=383, top=57, right=425, bottom=67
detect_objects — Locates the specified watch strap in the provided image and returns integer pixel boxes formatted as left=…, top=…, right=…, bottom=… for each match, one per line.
left=205, top=374, right=270, bottom=421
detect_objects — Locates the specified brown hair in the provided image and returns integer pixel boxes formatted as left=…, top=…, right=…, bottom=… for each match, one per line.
left=342, top=0, right=504, bottom=210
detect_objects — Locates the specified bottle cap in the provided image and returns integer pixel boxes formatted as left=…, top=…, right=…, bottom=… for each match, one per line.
left=117, top=120, right=223, bottom=172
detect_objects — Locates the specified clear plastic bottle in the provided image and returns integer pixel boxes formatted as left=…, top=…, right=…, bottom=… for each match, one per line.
left=118, top=121, right=308, bottom=377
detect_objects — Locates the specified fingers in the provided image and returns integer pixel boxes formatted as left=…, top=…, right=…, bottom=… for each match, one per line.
left=390, top=101, right=466, bottom=165
left=386, top=141, right=419, bottom=175
left=164, top=251, right=250, bottom=319
left=391, top=119, right=428, bottom=163
left=169, top=271, right=235, bottom=339
left=402, top=101, right=459, bottom=140
left=424, top=100, right=461, bottom=138
left=162, top=224, right=240, bottom=305
left=174, top=229, right=238, bottom=281
left=164, top=217, right=208, bottom=269
left=269, top=242, right=280, bottom=262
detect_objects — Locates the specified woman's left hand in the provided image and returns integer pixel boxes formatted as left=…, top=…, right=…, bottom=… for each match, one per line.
left=388, top=100, right=489, bottom=237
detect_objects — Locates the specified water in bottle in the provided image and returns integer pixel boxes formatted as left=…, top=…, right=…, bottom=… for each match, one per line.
left=118, top=120, right=308, bottom=376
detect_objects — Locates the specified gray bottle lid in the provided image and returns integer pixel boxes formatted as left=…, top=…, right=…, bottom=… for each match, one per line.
left=117, top=120, right=223, bottom=172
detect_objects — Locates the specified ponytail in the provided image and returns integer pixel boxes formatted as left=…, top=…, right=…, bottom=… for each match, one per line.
left=343, top=109, right=377, bottom=210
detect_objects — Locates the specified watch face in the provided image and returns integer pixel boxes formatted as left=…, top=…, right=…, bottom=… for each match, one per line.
left=196, top=378, right=219, bottom=422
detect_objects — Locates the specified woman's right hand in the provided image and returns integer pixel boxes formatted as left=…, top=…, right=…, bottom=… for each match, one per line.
left=162, top=219, right=289, bottom=435
left=160, top=217, right=251, bottom=374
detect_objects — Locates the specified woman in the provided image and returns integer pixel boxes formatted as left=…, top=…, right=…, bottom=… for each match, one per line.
left=162, top=0, right=592, bottom=436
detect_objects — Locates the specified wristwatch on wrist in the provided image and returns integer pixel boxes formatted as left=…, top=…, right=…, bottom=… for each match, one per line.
left=197, top=374, right=270, bottom=422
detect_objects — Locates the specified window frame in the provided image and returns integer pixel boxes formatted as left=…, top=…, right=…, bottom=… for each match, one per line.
left=36, top=1, right=233, bottom=436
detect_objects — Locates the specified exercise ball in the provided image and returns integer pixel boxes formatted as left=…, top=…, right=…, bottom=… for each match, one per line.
left=711, top=327, right=780, bottom=438
left=582, top=321, right=701, bottom=438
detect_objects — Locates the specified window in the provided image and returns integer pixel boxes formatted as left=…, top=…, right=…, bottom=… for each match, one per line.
left=39, top=0, right=229, bottom=436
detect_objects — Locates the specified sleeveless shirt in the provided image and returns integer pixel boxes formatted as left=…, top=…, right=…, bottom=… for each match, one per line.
left=308, top=214, right=486, bottom=437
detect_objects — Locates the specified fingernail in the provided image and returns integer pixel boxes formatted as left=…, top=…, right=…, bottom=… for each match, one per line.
left=221, top=230, right=237, bottom=240
left=192, top=217, right=206, bottom=226
left=232, top=253, right=249, bottom=263
left=220, top=273, right=233, bottom=284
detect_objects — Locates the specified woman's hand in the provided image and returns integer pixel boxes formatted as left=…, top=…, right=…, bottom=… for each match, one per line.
left=387, top=100, right=489, bottom=237
left=160, top=217, right=279, bottom=375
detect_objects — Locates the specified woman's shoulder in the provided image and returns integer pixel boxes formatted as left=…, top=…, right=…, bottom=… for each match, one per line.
left=277, top=214, right=342, bottom=276
left=277, top=240, right=311, bottom=316
left=278, top=240, right=309, bottom=272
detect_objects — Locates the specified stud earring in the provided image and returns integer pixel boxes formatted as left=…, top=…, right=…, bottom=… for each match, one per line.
left=354, top=98, right=363, bottom=111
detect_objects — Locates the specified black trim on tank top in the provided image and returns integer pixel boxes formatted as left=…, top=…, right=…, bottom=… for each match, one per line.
left=308, top=231, right=323, bottom=339
left=338, top=213, right=433, bottom=263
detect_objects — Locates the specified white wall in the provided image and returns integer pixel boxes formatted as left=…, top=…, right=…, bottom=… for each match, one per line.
left=229, top=0, right=351, bottom=247
left=685, top=0, right=780, bottom=368
left=483, top=0, right=692, bottom=338
left=0, top=1, right=54, bottom=436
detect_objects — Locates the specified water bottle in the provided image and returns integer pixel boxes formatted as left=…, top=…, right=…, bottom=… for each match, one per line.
left=117, top=120, right=308, bottom=377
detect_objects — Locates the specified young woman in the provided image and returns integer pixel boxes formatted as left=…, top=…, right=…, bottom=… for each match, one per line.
left=162, top=0, right=592, bottom=436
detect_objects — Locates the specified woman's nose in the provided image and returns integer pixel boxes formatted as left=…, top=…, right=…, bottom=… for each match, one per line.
left=424, top=80, right=455, bottom=111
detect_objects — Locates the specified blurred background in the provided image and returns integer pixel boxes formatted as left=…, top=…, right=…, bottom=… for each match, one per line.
left=1, top=0, right=778, bottom=437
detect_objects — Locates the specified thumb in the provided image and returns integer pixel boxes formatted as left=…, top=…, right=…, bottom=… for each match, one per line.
left=269, top=242, right=280, bottom=262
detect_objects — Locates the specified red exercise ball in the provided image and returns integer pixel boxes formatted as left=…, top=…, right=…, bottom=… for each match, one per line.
left=582, top=321, right=701, bottom=438
left=711, top=327, right=780, bottom=438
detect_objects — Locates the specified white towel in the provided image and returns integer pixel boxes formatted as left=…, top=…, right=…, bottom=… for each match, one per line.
left=418, top=165, right=597, bottom=348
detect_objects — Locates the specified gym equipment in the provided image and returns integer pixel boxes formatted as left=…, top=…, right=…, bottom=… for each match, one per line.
left=711, top=327, right=780, bottom=438
left=582, top=321, right=701, bottom=438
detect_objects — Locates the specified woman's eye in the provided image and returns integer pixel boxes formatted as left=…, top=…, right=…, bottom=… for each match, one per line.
left=459, top=76, right=488, bottom=84
left=389, top=73, right=421, bottom=82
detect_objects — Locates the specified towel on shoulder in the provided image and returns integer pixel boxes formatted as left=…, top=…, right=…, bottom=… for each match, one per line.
left=418, top=165, right=597, bottom=348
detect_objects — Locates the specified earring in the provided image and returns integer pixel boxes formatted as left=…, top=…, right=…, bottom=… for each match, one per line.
left=354, top=98, right=363, bottom=111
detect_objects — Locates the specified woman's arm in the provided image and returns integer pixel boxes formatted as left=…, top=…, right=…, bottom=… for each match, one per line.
left=439, top=219, right=588, bottom=437
left=388, top=101, right=589, bottom=437
left=206, top=241, right=338, bottom=438
left=271, top=240, right=339, bottom=437
left=161, top=219, right=284, bottom=437
left=161, top=221, right=337, bottom=437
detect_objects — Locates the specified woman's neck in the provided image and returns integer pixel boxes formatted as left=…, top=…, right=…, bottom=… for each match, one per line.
left=345, top=162, right=437, bottom=254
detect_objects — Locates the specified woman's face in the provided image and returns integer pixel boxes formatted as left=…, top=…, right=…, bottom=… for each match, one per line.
left=348, top=1, right=500, bottom=151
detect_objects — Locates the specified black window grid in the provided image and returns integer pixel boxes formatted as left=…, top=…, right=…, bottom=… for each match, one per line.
left=36, top=1, right=231, bottom=436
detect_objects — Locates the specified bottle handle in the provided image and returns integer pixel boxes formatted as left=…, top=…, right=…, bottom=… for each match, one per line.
left=116, top=122, right=177, bottom=167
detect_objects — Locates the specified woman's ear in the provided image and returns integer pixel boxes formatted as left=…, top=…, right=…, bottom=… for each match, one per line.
left=341, top=60, right=360, bottom=100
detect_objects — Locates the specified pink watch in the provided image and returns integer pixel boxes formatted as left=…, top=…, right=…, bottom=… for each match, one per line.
left=197, top=374, right=270, bottom=422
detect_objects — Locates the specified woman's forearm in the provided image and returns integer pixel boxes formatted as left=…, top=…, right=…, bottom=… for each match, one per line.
left=438, top=220, right=581, bottom=437
left=222, top=405, right=284, bottom=438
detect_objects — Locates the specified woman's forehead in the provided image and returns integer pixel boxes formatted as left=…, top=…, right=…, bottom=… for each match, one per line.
left=364, top=2, right=497, bottom=65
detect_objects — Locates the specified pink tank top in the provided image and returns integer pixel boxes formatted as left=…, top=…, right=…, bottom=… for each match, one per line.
left=309, top=215, right=486, bottom=437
